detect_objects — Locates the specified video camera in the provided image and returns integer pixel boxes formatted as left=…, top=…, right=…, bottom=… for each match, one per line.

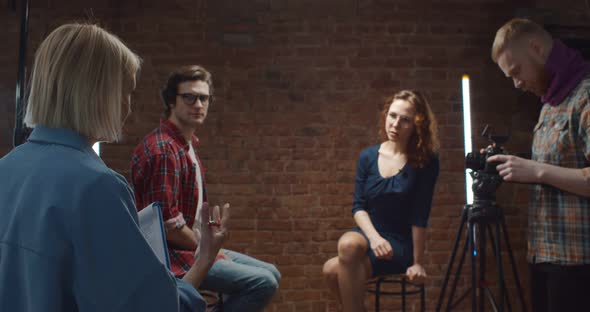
left=465, top=125, right=509, bottom=175
left=464, top=125, right=509, bottom=220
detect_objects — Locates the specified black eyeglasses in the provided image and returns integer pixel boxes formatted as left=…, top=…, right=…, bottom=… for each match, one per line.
left=176, top=93, right=212, bottom=105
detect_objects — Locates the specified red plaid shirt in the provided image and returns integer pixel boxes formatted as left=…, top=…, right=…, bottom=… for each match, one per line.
left=130, top=119, right=206, bottom=277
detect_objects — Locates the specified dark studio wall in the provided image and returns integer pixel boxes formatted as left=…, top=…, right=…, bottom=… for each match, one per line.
left=1, top=0, right=589, bottom=310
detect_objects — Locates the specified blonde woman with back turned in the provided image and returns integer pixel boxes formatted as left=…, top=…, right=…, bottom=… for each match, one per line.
left=0, top=23, right=228, bottom=312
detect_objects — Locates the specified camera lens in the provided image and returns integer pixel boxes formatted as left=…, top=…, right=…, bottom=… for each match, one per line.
left=465, top=152, right=485, bottom=171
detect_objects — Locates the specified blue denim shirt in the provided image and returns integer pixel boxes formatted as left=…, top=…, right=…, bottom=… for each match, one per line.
left=0, top=125, right=204, bottom=312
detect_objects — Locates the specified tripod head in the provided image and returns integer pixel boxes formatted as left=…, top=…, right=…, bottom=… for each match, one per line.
left=464, top=125, right=509, bottom=222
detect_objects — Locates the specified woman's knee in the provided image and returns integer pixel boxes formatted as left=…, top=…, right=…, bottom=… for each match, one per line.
left=323, top=258, right=339, bottom=280
left=337, top=235, right=367, bottom=263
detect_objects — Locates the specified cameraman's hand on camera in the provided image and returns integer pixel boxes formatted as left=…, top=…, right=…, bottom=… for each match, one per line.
left=369, top=235, right=393, bottom=260
left=198, top=202, right=230, bottom=261
left=487, top=154, right=542, bottom=183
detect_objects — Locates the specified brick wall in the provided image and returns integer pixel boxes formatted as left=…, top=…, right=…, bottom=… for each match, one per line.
left=1, top=1, right=590, bottom=311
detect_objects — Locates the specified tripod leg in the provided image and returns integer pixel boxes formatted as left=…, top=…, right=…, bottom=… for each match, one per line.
left=487, top=225, right=512, bottom=312
left=469, top=221, right=478, bottom=312
left=446, top=230, right=471, bottom=312
left=482, top=284, right=499, bottom=312
left=479, top=223, right=487, bottom=312
left=436, top=206, right=468, bottom=312
left=494, top=222, right=505, bottom=312
left=501, top=216, right=528, bottom=312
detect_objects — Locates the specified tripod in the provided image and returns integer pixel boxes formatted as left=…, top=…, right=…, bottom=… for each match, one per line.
left=435, top=199, right=527, bottom=312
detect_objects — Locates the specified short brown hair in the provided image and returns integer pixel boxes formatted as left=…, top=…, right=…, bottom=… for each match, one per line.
left=378, top=90, right=439, bottom=167
left=491, top=18, right=550, bottom=62
left=161, top=65, right=214, bottom=117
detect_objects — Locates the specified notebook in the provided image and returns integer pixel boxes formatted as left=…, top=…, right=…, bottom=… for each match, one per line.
left=138, top=202, right=171, bottom=270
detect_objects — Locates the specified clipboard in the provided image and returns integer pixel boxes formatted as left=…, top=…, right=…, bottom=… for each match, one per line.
left=138, top=202, right=171, bottom=270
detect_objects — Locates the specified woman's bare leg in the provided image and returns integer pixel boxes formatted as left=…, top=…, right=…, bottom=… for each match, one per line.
left=323, top=257, right=342, bottom=304
left=337, top=232, right=372, bottom=312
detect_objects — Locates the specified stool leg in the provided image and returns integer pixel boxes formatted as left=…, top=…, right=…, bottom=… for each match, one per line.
left=402, top=278, right=406, bottom=312
left=420, top=284, right=425, bottom=312
left=375, top=279, right=381, bottom=312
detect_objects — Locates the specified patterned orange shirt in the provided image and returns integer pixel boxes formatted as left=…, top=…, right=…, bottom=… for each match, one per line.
left=529, top=77, right=590, bottom=264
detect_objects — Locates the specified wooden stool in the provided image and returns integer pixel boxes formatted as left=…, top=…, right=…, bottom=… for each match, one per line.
left=366, top=275, right=425, bottom=312
left=200, top=290, right=224, bottom=312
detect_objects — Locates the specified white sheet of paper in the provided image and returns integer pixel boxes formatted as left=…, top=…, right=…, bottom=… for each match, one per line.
left=138, top=202, right=171, bottom=270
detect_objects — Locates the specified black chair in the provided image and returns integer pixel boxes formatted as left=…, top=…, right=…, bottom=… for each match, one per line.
left=366, top=275, right=425, bottom=312
left=200, top=290, right=224, bottom=312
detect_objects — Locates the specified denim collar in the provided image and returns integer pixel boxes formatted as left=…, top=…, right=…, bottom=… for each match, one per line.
left=27, top=125, right=95, bottom=154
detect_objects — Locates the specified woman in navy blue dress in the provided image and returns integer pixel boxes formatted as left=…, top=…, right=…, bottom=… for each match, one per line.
left=322, top=90, right=440, bottom=312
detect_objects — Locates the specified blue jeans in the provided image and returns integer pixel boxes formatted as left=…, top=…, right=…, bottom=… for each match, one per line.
left=177, top=278, right=207, bottom=312
left=200, top=249, right=281, bottom=312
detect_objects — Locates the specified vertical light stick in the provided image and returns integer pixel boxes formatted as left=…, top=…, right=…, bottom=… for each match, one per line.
left=462, top=74, right=473, bottom=205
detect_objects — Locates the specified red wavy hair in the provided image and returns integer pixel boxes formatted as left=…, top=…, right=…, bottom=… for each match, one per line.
left=378, top=90, right=440, bottom=167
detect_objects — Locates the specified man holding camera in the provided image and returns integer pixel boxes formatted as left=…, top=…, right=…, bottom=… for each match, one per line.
left=488, top=18, right=590, bottom=311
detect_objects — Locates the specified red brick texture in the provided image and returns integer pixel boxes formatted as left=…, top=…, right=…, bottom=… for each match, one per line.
left=1, top=0, right=590, bottom=311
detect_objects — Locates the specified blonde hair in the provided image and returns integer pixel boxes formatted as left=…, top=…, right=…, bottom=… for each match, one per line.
left=491, top=18, right=551, bottom=62
left=24, top=23, right=141, bottom=142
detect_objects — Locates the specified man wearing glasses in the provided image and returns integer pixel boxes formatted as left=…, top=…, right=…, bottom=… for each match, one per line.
left=130, top=65, right=281, bottom=311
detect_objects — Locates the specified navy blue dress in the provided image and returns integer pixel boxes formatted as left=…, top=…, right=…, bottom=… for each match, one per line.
left=350, top=145, right=439, bottom=277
